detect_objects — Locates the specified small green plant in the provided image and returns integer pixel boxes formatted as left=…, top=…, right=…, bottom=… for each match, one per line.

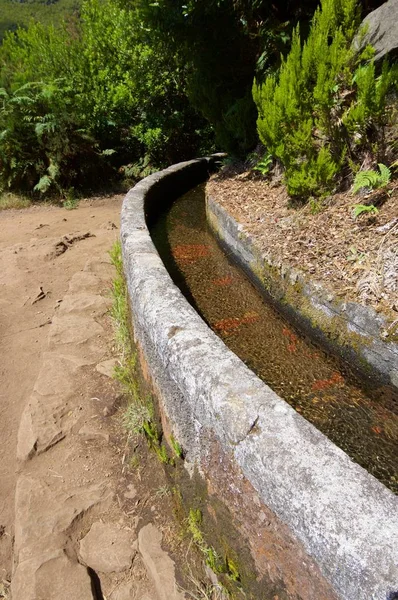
left=188, top=508, right=204, bottom=543
left=308, top=196, right=324, bottom=215
left=154, top=444, right=170, bottom=464
left=352, top=163, right=391, bottom=194
left=225, top=556, right=240, bottom=582
left=62, top=188, right=78, bottom=210
left=352, top=204, right=379, bottom=218
left=187, top=509, right=223, bottom=574
left=129, top=455, right=140, bottom=469
left=122, top=402, right=153, bottom=437
left=346, top=245, right=366, bottom=262
left=109, top=241, right=123, bottom=277
left=109, top=242, right=130, bottom=356
left=155, top=485, right=171, bottom=498
left=170, top=434, right=183, bottom=459
left=253, top=154, right=273, bottom=176
left=186, top=508, right=241, bottom=586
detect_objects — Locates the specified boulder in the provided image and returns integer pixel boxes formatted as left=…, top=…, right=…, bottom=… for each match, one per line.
left=138, top=524, right=186, bottom=600
left=358, top=0, right=398, bottom=62
left=79, top=522, right=136, bottom=573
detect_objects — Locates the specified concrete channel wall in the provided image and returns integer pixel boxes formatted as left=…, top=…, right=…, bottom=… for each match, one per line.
left=206, top=197, right=398, bottom=391
left=121, top=157, right=398, bottom=600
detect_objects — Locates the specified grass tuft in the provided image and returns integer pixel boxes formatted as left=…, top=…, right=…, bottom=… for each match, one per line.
left=0, top=193, right=31, bottom=211
left=109, top=241, right=169, bottom=463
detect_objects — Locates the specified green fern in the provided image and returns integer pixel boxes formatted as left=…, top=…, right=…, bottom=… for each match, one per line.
left=33, top=174, right=52, bottom=193
left=253, top=154, right=273, bottom=175
left=352, top=204, right=379, bottom=218
left=352, top=163, right=391, bottom=194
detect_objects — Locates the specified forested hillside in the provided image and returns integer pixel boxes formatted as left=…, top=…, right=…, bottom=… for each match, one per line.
left=0, top=0, right=81, bottom=41
left=0, top=0, right=396, bottom=200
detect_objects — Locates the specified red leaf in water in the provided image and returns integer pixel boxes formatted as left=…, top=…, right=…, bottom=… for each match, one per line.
left=282, top=327, right=298, bottom=352
left=172, top=244, right=210, bottom=263
left=213, top=317, right=241, bottom=333
left=330, top=372, right=344, bottom=385
left=372, top=426, right=382, bottom=434
left=212, top=276, right=233, bottom=286
left=312, top=371, right=344, bottom=392
left=213, top=311, right=260, bottom=335
left=242, top=311, right=260, bottom=325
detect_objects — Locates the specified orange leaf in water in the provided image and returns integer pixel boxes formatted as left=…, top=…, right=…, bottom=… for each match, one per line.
left=312, top=372, right=344, bottom=392
left=330, top=372, right=344, bottom=385
left=213, top=317, right=241, bottom=333
left=172, top=244, right=210, bottom=263
left=372, top=426, right=382, bottom=434
left=282, top=327, right=298, bottom=352
left=212, top=276, right=233, bottom=286
left=213, top=311, right=260, bottom=335
left=241, top=311, right=260, bottom=325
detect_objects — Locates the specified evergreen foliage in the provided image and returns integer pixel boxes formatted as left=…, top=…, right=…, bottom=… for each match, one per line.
left=253, top=0, right=397, bottom=199
left=135, top=0, right=321, bottom=157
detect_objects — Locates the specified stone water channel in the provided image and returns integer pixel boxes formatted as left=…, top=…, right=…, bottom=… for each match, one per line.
left=150, top=183, right=398, bottom=494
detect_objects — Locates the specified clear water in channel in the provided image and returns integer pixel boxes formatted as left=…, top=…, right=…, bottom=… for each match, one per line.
left=150, top=184, right=398, bottom=494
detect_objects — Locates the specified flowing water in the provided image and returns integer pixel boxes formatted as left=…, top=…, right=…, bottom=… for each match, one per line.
left=150, top=184, right=398, bottom=494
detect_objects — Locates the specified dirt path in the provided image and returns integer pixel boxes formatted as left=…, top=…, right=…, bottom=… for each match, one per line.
left=0, top=198, right=188, bottom=600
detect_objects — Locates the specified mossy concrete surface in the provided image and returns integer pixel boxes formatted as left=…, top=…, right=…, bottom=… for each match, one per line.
left=121, top=158, right=398, bottom=600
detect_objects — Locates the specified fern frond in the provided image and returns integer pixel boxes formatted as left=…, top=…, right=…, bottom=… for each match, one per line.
left=33, top=175, right=52, bottom=193
left=378, top=163, right=391, bottom=186
left=352, top=203, right=378, bottom=218
left=352, top=170, right=378, bottom=193
left=352, top=163, right=391, bottom=194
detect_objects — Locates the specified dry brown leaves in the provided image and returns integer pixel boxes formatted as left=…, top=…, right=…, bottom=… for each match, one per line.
left=206, top=170, right=398, bottom=318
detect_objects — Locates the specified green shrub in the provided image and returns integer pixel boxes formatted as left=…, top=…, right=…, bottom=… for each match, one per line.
left=0, top=0, right=212, bottom=195
left=253, top=0, right=396, bottom=199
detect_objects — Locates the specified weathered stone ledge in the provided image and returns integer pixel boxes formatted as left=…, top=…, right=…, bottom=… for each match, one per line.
left=121, top=158, right=398, bottom=600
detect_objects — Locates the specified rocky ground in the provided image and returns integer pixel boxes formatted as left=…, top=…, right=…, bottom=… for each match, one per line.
left=0, top=198, right=199, bottom=600
left=207, top=169, right=398, bottom=321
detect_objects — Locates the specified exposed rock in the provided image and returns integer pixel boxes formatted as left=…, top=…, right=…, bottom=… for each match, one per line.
left=357, top=0, right=398, bottom=61
left=59, top=293, right=110, bottom=317
left=68, top=271, right=101, bottom=294
left=124, top=484, right=138, bottom=500
left=109, top=581, right=156, bottom=600
left=48, top=314, right=104, bottom=349
left=17, top=354, right=88, bottom=461
left=96, top=358, right=118, bottom=378
left=138, top=524, right=186, bottom=600
left=36, top=552, right=94, bottom=600
left=14, top=475, right=112, bottom=564
left=11, top=551, right=94, bottom=600
left=79, top=522, right=136, bottom=573
left=78, top=423, right=110, bottom=443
